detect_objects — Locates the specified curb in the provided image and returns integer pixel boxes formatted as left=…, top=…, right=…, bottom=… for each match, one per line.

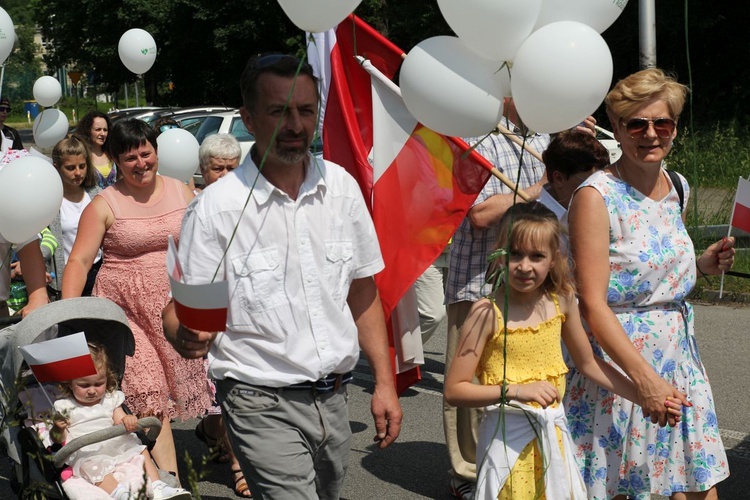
left=690, top=289, right=750, bottom=305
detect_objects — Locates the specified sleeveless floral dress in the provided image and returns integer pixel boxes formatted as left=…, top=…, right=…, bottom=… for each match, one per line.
left=564, top=169, right=728, bottom=499
left=94, top=176, right=212, bottom=420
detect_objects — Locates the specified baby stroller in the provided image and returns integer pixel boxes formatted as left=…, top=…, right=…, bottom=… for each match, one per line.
left=0, top=297, right=176, bottom=499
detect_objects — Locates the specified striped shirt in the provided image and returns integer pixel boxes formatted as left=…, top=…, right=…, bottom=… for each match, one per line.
left=446, top=129, right=550, bottom=304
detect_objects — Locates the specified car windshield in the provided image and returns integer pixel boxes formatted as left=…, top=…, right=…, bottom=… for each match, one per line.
left=194, top=116, right=224, bottom=144
left=230, top=117, right=254, bottom=142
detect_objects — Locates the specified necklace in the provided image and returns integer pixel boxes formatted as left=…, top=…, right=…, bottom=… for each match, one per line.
left=614, top=162, right=662, bottom=198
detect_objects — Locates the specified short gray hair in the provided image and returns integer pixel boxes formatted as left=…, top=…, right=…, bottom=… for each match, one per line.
left=199, top=133, right=242, bottom=172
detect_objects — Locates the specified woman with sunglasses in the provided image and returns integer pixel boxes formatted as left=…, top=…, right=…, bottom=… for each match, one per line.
left=565, top=68, right=734, bottom=500
left=74, top=110, right=117, bottom=188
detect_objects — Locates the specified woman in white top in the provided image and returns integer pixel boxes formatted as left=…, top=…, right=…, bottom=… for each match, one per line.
left=48, top=136, right=102, bottom=296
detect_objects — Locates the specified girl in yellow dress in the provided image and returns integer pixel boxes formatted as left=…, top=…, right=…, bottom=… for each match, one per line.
left=444, top=202, right=682, bottom=499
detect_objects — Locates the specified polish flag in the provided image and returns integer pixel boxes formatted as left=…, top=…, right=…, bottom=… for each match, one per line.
left=730, top=177, right=750, bottom=234
left=18, top=332, right=97, bottom=383
left=167, top=235, right=229, bottom=332
left=308, top=16, right=493, bottom=393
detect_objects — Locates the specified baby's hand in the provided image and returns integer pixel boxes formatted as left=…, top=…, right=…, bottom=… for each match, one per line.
left=53, top=413, right=68, bottom=430
left=120, top=414, right=138, bottom=433
left=513, top=381, right=560, bottom=408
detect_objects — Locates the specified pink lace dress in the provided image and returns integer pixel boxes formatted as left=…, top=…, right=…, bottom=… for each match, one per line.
left=94, top=176, right=212, bottom=420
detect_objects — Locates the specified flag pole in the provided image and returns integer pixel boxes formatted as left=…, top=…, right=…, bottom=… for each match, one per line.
left=719, top=225, right=731, bottom=298
left=358, top=57, right=532, bottom=202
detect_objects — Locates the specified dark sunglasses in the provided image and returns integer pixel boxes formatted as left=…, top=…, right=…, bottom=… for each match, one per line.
left=622, top=117, right=676, bottom=138
left=159, top=124, right=180, bottom=133
left=0, top=106, right=10, bottom=112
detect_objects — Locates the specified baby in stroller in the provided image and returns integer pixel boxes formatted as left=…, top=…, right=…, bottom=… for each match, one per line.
left=51, top=343, right=191, bottom=500
left=0, top=297, right=190, bottom=499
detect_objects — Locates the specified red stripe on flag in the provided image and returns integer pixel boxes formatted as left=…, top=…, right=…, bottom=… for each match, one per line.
left=29, top=354, right=97, bottom=383
left=174, top=300, right=227, bottom=332
left=731, top=202, right=750, bottom=233
left=373, top=125, right=491, bottom=315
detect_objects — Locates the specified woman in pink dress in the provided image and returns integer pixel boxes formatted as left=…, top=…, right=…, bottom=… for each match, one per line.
left=63, top=118, right=212, bottom=481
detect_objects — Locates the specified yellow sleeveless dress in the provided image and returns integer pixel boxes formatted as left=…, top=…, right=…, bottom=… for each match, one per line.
left=476, top=294, right=569, bottom=500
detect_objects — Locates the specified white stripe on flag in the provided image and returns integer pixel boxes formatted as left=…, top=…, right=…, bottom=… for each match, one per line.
left=368, top=60, right=418, bottom=183
left=169, top=276, right=229, bottom=310
left=735, top=177, right=750, bottom=209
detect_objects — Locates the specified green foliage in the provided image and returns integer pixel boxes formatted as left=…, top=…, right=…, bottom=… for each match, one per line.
left=668, top=122, right=750, bottom=190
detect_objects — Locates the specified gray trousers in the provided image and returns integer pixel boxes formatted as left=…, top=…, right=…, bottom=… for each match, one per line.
left=217, top=378, right=351, bottom=500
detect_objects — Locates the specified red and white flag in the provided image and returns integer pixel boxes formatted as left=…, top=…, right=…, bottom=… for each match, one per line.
left=308, top=16, right=493, bottom=393
left=167, top=235, right=229, bottom=332
left=18, top=332, right=97, bottom=383
left=730, top=177, right=750, bottom=234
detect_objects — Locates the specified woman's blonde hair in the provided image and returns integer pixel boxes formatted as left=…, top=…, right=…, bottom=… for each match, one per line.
left=490, top=202, right=574, bottom=297
left=58, top=342, right=118, bottom=398
left=605, top=68, right=689, bottom=124
left=52, top=136, right=98, bottom=189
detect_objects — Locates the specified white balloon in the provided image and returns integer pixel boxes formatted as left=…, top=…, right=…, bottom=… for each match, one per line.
left=0, top=7, right=15, bottom=65
left=511, top=21, right=613, bottom=134
left=277, top=0, right=362, bottom=33
left=535, top=0, right=629, bottom=34
left=400, top=36, right=510, bottom=138
left=33, top=109, right=70, bottom=149
left=437, top=0, right=542, bottom=61
left=0, top=156, right=63, bottom=244
left=118, top=28, right=157, bottom=75
left=33, top=76, right=63, bottom=107
left=156, top=129, right=199, bottom=183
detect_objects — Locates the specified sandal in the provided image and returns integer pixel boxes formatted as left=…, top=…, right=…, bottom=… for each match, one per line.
left=195, top=416, right=231, bottom=464
left=232, top=467, right=252, bottom=498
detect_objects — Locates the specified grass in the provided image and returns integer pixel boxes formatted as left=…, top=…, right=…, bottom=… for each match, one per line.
left=667, top=121, right=750, bottom=300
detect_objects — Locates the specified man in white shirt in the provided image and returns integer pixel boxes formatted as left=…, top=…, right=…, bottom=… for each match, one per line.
left=163, top=54, right=401, bottom=499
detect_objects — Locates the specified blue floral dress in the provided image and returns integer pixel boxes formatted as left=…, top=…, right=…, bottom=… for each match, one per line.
left=564, top=169, right=728, bottom=499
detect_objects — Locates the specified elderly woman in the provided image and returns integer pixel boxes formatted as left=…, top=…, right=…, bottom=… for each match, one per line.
left=565, top=68, right=733, bottom=499
left=197, top=133, right=241, bottom=188
left=63, top=118, right=212, bottom=480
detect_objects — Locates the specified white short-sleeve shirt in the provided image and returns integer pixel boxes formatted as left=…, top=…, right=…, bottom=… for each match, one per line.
left=179, top=153, right=384, bottom=386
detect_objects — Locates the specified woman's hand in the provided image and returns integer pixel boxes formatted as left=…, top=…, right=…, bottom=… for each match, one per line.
left=636, top=375, right=691, bottom=427
left=511, top=381, right=560, bottom=408
left=697, top=237, right=735, bottom=276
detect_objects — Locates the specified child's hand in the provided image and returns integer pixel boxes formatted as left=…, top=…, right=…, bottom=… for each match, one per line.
left=50, top=413, right=68, bottom=443
left=120, top=414, right=138, bottom=433
left=665, top=396, right=683, bottom=427
left=53, top=413, right=68, bottom=431
left=512, top=381, right=560, bottom=408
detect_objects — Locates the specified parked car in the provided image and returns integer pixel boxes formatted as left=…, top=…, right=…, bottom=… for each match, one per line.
left=193, top=110, right=255, bottom=161
left=108, top=107, right=165, bottom=123
left=143, top=106, right=236, bottom=126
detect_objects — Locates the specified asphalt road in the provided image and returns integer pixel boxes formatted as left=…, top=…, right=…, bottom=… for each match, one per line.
left=1, top=302, right=748, bottom=499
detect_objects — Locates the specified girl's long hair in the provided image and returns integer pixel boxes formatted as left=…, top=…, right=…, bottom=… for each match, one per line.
left=490, top=201, right=574, bottom=297
left=51, top=136, right=98, bottom=189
